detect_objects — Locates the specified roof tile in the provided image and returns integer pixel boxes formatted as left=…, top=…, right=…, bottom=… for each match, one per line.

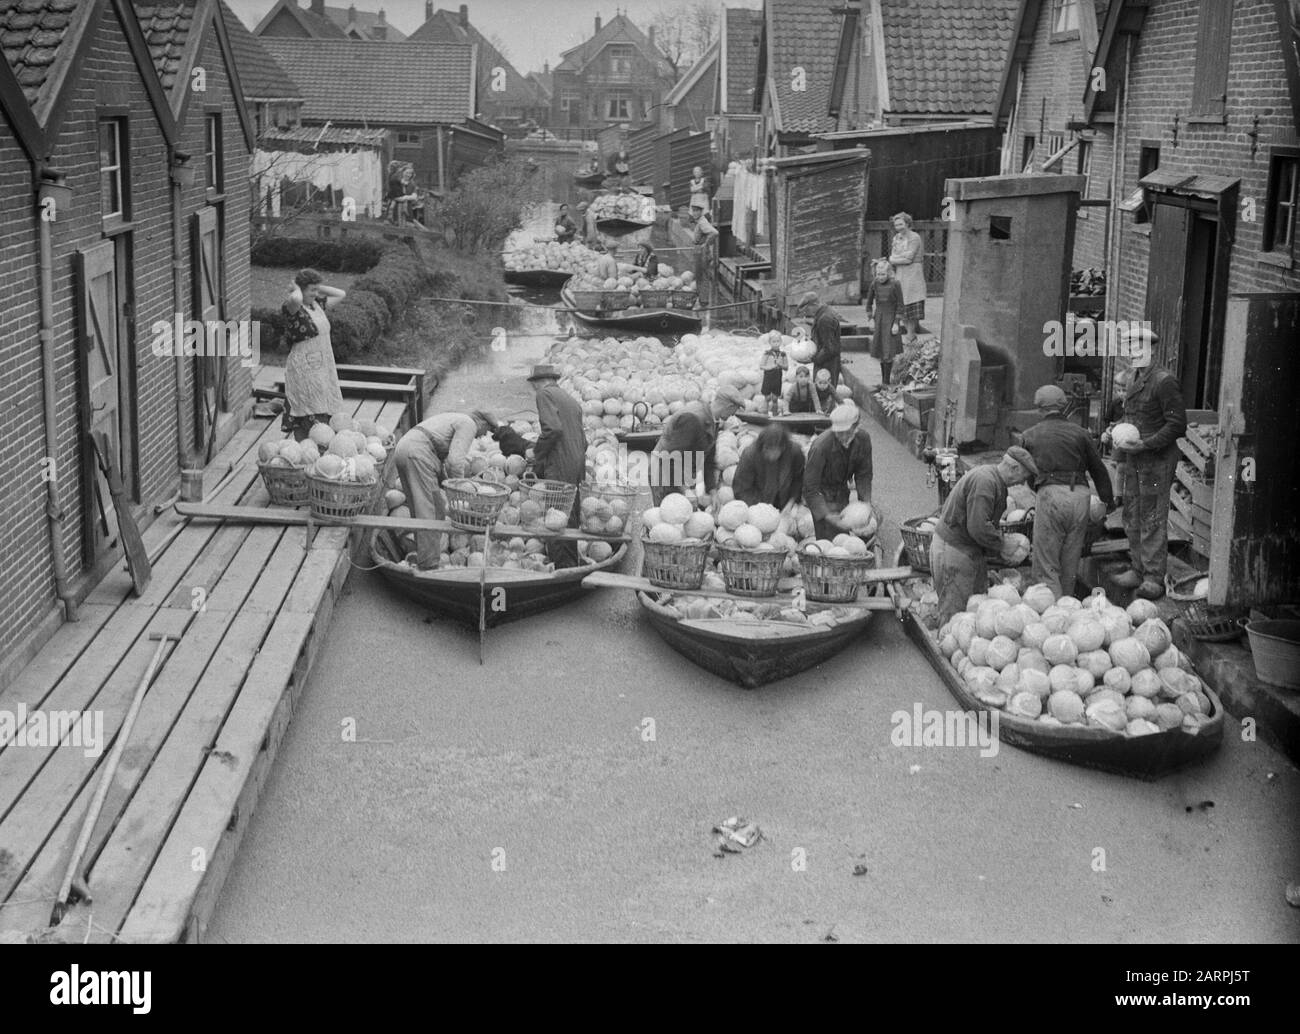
left=723, top=6, right=762, bottom=113
left=0, top=0, right=83, bottom=107
left=765, top=0, right=840, bottom=134
left=220, top=0, right=301, bottom=102
left=411, top=8, right=535, bottom=109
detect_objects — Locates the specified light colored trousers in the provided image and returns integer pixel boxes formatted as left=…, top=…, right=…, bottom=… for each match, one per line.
left=1031, top=483, right=1092, bottom=599
left=394, top=431, right=449, bottom=568
left=930, top=535, right=988, bottom=627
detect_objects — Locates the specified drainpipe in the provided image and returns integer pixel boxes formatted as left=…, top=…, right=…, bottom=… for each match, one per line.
left=35, top=167, right=78, bottom=622
left=1100, top=35, right=1132, bottom=423
left=169, top=148, right=193, bottom=471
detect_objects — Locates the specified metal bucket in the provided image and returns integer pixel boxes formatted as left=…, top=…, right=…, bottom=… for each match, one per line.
left=1242, top=620, right=1300, bottom=689
left=179, top=469, right=205, bottom=503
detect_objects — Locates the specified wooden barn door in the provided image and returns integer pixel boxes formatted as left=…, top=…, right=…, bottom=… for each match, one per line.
left=1144, top=200, right=1191, bottom=371
left=192, top=207, right=225, bottom=455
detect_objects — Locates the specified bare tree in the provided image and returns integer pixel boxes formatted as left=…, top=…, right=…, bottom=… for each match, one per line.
left=650, top=0, right=719, bottom=75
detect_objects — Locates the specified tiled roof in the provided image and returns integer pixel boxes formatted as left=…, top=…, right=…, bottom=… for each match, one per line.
left=255, top=0, right=348, bottom=40
left=132, top=0, right=199, bottom=94
left=723, top=6, right=762, bottom=113
left=260, top=123, right=385, bottom=147
left=411, top=8, right=534, bottom=108
left=323, top=3, right=405, bottom=41
left=554, top=12, right=671, bottom=76
left=0, top=0, right=80, bottom=108
left=220, top=0, right=300, bottom=101
left=765, top=0, right=839, bottom=134
left=260, top=37, right=473, bottom=124
left=881, top=0, right=1020, bottom=116
left=527, top=69, right=551, bottom=100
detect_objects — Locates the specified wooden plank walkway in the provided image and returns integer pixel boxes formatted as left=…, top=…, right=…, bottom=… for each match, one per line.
left=0, top=394, right=411, bottom=944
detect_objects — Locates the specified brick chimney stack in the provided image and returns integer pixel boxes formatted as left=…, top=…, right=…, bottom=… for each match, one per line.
left=459, top=4, right=468, bottom=28
left=374, top=8, right=386, bottom=39
left=424, top=0, right=433, bottom=20
left=595, top=14, right=601, bottom=34
left=648, top=25, right=655, bottom=47
left=310, top=0, right=325, bottom=16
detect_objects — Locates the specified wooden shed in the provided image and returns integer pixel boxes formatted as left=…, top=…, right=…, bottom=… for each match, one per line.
left=766, top=148, right=870, bottom=305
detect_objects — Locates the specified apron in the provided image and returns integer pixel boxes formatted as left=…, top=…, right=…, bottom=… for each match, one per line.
left=284, top=303, right=344, bottom=418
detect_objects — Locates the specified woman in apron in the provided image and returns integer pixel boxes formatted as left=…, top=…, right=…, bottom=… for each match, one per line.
left=281, top=268, right=347, bottom=441
left=888, top=211, right=926, bottom=345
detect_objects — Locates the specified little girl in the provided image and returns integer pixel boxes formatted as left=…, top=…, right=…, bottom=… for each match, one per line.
left=759, top=334, right=789, bottom=415
left=864, top=258, right=904, bottom=387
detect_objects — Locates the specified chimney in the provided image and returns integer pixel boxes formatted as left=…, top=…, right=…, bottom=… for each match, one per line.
left=648, top=25, right=654, bottom=47
left=459, top=4, right=468, bottom=28
left=424, top=0, right=433, bottom=20
left=543, top=60, right=549, bottom=74
left=310, top=0, right=324, bottom=16
left=594, top=14, right=601, bottom=34
left=347, top=5, right=356, bottom=24
left=374, top=8, right=386, bottom=39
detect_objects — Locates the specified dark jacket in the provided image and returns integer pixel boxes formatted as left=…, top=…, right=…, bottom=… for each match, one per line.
left=1022, top=413, right=1114, bottom=506
left=555, top=213, right=577, bottom=243
left=1118, top=365, right=1187, bottom=463
left=733, top=442, right=805, bottom=510
left=803, top=428, right=872, bottom=520
left=659, top=400, right=719, bottom=490
left=532, top=383, right=585, bottom=484
left=810, top=306, right=842, bottom=369
left=935, top=465, right=1007, bottom=553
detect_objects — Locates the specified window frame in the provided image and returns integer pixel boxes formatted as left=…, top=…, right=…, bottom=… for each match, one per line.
left=1051, top=0, right=1081, bottom=41
left=1135, top=142, right=1160, bottom=225
left=98, top=115, right=130, bottom=225
left=606, top=93, right=631, bottom=121
left=608, top=44, right=634, bottom=78
left=204, top=110, right=224, bottom=195
left=1263, top=147, right=1299, bottom=256
left=395, top=131, right=422, bottom=146
left=1189, top=0, right=1233, bottom=121
left=1021, top=134, right=1036, bottom=173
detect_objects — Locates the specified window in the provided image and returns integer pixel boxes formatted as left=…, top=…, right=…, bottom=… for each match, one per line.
left=1042, top=131, right=1066, bottom=172
left=1136, top=144, right=1160, bottom=224
left=559, top=90, right=580, bottom=111
left=1021, top=134, right=1035, bottom=173
left=98, top=118, right=126, bottom=220
left=1264, top=150, right=1299, bottom=254
left=1053, top=0, right=1080, bottom=35
left=204, top=113, right=222, bottom=191
left=606, top=93, right=631, bottom=120
left=990, top=216, right=1013, bottom=240
left=1076, top=140, right=1092, bottom=196
left=608, top=45, right=633, bottom=78
left=1191, top=0, right=1233, bottom=119
left=395, top=131, right=421, bottom=146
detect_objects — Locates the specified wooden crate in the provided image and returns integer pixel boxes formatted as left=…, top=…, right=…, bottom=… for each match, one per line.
left=903, top=387, right=938, bottom=429
left=1175, top=460, right=1215, bottom=510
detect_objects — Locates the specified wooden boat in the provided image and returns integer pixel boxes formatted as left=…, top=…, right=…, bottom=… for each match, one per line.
left=573, top=169, right=606, bottom=188
left=736, top=411, right=831, bottom=434
left=561, top=281, right=702, bottom=335
left=371, top=529, right=628, bottom=628
left=615, top=428, right=662, bottom=451
left=903, top=609, right=1224, bottom=778
left=594, top=215, right=656, bottom=232
left=637, top=590, right=876, bottom=688
left=503, top=267, right=574, bottom=288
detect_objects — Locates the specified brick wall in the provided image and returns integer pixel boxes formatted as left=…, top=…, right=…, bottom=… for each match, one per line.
left=1111, top=0, right=1300, bottom=319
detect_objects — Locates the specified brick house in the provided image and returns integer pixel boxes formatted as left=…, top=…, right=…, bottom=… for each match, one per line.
left=410, top=4, right=548, bottom=132
left=254, top=0, right=405, bottom=42
left=0, top=0, right=254, bottom=684
left=711, top=5, right=763, bottom=162
left=260, top=36, right=504, bottom=193
left=549, top=13, right=677, bottom=137
left=221, top=0, right=303, bottom=135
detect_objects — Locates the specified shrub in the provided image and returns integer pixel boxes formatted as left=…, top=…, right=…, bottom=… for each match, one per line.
left=251, top=236, right=382, bottom=273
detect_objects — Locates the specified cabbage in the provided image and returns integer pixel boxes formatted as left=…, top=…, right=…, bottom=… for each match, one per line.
left=965, top=666, right=1000, bottom=695
left=1042, top=634, right=1079, bottom=666
left=1125, top=696, right=1157, bottom=721
left=1077, top=649, right=1113, bottom=679
left=1008, top=691, right=1043, bottom=718
left=1126, top=718, right=1160, bottom=737
left=1049, top=664, right=1079, bottom=693
left=987, top=583, right=1020, bottom=604
left=1108, top=637, right=1151, bottom=674
left=1074, top=668, right=1095, bottom=696
left=1022, top=584, right=1055, bottom=614
left=975, top=599, right=1010, bottom=639
left=994, top=607, right=1026, bottom=639
left=1013, top=603, right=1040, bottom=630
left=987, top=635, right=1019, bottom=671
left=939, top=634, right=958, bottom=659
left=974, top=686, right=1009, bottom=708
left=1087, top=688, right=1125, bottom=710
left=1041, top=609, right=1072, bottom=634
left=1048, top=689, right=1085, bottom=723
left=968, top=636, right=991, bottom=667
left=1038, top=715, right=1063, bottom=726
left=1159, top=668, right=1197, bottom=699
left=952, top=614, right=977, bottom=653
left=1017, top=648, right=1050, bottom=675
left=938, top=619, right=953, bottom=639
left=965, top=594, right=987, bottom=613
left=1067, top=615, right=1106, bottom=652
left=1056, top=595, right=1083, bottom=611
left=1022, top=622, right=1050, bottom=651
left=956, top=656, right=972, bottom=677
left=1130, top=668, right=1163, bottom=698
left=1126, top=598, right=1159, bottom=624
left=1018, top=668, right=1052, bottom=698
left=1133, top=618, right=1172, bottom=658
left=1102, top=667, right=1131, bottom=694
left=996, top=662, right=1021, bottom=692
left=1177, top=692, right=1205, bottom=716
left=1099, top=610, right=1132, bottom=646
left=1154, top=702, right=1184, bottom=730
left=1153, top=644, right=1183, bottom=671
left=1085, top=697, right=1127, bottom=732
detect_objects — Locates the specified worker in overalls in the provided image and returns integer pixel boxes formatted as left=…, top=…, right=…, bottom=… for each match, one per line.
left=690, top=204, right=719, bottom=306
left=1021, top=384, right=1115, bottom=598
left=1104, top=327, right=1187, bottom=600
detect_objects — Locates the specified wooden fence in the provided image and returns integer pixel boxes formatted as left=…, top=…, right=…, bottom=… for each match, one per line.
left=862, top=219, right=948, bottom=295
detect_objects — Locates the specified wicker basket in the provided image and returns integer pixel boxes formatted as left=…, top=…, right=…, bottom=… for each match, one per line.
left=799, top=547, right=877, bottom=604
left=715, top=543, right=785, bottom=598
left=1175, top=599, right=1245, bottom=642
left=641, top=537, right=711, bottom=589
left=900, top=513, right=941, bottom=573
left=571, top=289, right=604, bottom=310
left=306, top=472, right=381, bottom=521
left=639, top=289, right=670, bottom=308
left=258, top=461, right=308, bottom=507
left=522, top=473, right=577, bottom=514
left=581, top=480, right=640, bottom=507
left=671, top=290, right=698, bottom=309
left=442, top=475, right=510, bottom=531
left=999, top=506, right=1035, bottom=541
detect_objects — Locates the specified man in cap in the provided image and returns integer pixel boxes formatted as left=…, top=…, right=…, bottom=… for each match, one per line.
left=690, top=204, right=719, bottom=305
left=650, top=382, right=746, bottom=506
left=1021, top=384, right=1115, bottom=598
left=554, top=203, right=577, bottom=244
left=803, top=403, right=873, bottom=541
left=930, top=447, right=1037, bottom=625
left=1102, top=326, right=1187, bottom=599
left=797, top=292, right=843, bottom=389
left=395, top=409, right=498, bottom=569
left=528, top=364, right=587, bottom=568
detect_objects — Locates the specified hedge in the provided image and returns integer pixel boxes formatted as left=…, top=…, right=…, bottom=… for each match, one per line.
left=251, top=236, right=382, bottom=273
left=325, top=243, right=434, bottom=358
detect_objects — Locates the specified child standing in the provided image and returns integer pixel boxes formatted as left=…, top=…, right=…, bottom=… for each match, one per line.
left=865, top=258, right=904, bottom=388
left=787, top=366, right=817, bottom=413
left=759, top=334, right=789, bottom=415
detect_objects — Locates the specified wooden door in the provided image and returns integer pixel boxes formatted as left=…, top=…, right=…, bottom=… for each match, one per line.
left=77, top=241, right=121, bottom=561
left=191, top=206, right=224, bottom=451
left=1209, top=295, right=1300, bottom=606
left=1144, top=200, right=1191, bottom=372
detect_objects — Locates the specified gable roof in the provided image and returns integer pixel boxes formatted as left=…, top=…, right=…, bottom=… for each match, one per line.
left=1082, top=0, right=1149, bottom=122
left=665, top=39, right=717, bottom=108
left=411, top=8, right=534, bottom=109
left=995, top=0, right=1109, bottom=123
left=253, top=0, right=348, bottom=39
left=554, top=12, right=672, bottom=76
left=260, top=37, right=474, bottom=124
left=327, top=4, right=404, bottom=41
left=720, top=5, right=762, bottom=114
left=879, top=0, right=1020, bottom=118
left=219, top=0, right=300, bottom=102
left=758, top=0, right=840, bottom=135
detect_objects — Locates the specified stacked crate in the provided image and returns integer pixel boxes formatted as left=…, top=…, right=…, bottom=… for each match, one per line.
left=1169, top=423, right=1218, bottom=561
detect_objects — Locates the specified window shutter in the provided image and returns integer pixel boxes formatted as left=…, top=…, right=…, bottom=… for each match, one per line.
left=1191, top=0, right=1233, bottom=117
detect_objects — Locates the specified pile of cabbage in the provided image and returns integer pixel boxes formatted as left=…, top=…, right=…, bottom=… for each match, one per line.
left=504, top=238, right=602, bottom=275
left=653, top=591, right=861, bottom=628
left=935, top=587, right=1215, bottom=737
